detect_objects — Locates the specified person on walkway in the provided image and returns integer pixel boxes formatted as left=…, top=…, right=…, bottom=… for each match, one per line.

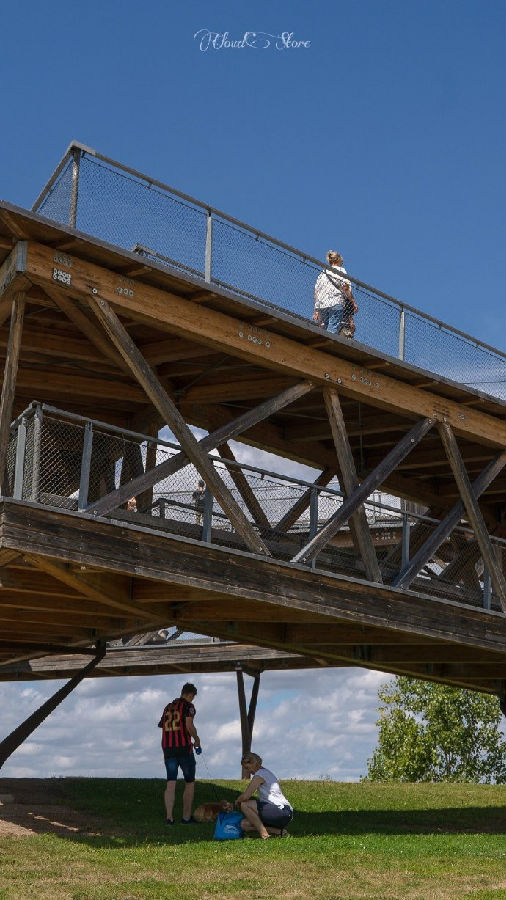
left=235, top=751, right=293, bottom=839
left=313, top=250, right=358, bottom=337
left=192, top=480, right=206, bottom=526
left=158, top=682, right=202, bottom=825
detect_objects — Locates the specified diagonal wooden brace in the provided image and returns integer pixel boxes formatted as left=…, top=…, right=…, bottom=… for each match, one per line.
left=438, top=423, right=506, bottom=611
left=323, top=388, right=383, bottom=583
left=87, top=381, right=313, bottom=517
left=292, top=415, right=434, bottom=565
left=391, top=452, right=506, bottom=590
left=217, top=443, right=271, bottom=531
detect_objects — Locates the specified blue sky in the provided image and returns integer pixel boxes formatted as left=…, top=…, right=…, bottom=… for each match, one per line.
left=1, top=0, right=504, bottom=345
left=0, top=0, right=504, bottom=782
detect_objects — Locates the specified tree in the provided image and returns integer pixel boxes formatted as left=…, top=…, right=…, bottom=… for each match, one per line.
left=365, top=677, right=506, bottom=783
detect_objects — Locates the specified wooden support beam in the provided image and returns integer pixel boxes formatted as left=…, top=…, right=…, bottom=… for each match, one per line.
left=236, top=665, right=252, bottom=775
left=247, top=672, right=261, bottom=740
left=87, top=381, right=314, bottom=517
left=87, top=294, right=270, bottom=556
left=293, top=411, right=434, bottom=565
left=217, top=443, right=270, bottom=531
left=438, top=423, right=506, bottom=612
left=24, top=555, right=154, bottom=622
left=0, top=292, right=25, bottom=487
left=323, top=389, right=382, bottom=583
left=25, top=242, right=506, bottom=449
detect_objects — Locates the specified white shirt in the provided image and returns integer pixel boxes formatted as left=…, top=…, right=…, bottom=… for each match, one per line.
left=314, top=264, right=351, bottom=309
left=256, top=767, right=291, bottom=809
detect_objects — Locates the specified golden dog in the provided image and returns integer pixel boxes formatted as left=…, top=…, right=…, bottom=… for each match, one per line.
left=193, top=801, right=233, bottom=823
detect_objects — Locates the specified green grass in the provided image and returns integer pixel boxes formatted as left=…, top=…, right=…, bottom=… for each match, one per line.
left=0, top=778, right=504, bottom=900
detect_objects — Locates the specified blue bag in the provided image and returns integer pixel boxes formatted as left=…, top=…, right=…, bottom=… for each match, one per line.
left=213, top=810, right=244, bottom=840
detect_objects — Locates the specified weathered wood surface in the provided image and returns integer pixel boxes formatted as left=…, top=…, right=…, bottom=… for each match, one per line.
left=0, top=643, right=327, bottom=681
left=1, top=501, right=504, bottom=654
left=323, top=388, right=382, bottom=582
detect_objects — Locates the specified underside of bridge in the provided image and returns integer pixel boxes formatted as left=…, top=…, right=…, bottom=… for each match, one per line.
left=0, top=200, right=505, bottom=708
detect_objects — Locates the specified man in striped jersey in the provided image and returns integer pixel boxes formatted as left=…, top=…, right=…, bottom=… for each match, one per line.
left=158, top=682, right=201, bottom=824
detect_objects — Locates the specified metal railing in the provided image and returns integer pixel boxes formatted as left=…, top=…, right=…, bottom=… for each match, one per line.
left=32, top=142, right=506, bottom=402
left=4, top=402, right=504, bottom=613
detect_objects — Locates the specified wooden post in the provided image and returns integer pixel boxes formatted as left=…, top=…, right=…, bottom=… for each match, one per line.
left=0, top=293, right=25, bottom=491
left=247, top=672, right=261, bottom=743
left=438, top=423, right=506, bottom=612
left=236, top=664, right=252, bottom=777
left=88, top=294, right=271, bottom=556
left=323, top=388, right=383, bottom=583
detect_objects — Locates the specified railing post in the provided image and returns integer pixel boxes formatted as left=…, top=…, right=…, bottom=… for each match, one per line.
left=401, top=502, right=410, bottom=569
left=201, top=486, right=213, bottom=542
left=483, top=569, right=491, bottom=610
left=309, top=487, right=318, bottom=569
left=398, top=307, right=406, bottom=361
left=205, top=210, right=213, bottom=282
left=78, top=421, right=93, bottom=511
left=30, top=404, right=42, bottom=502
left=13, top=416, right=27, bottom=499
left=69, top=147, right=82, bottom=229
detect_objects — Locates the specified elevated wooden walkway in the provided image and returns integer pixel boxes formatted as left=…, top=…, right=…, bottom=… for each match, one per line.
left=0, top=200, right=504, bottom=699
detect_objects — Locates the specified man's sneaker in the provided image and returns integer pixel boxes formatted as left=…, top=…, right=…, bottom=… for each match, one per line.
left=181, top=816, right=198, bottom=824
left=165, top=818, right=174, bottom=825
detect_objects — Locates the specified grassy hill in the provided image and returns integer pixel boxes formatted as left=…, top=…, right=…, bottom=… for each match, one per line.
left=0, top=778, right=504, bottom=899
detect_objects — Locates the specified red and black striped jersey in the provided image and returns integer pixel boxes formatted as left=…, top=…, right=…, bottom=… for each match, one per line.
left=158, top=697, right=196, bottom=753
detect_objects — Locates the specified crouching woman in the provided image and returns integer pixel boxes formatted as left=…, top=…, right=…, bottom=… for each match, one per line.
left=235, top=752, right=293, bottom=839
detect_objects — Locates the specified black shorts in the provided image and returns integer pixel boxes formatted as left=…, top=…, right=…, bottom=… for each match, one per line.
left=164, top=751, right=196, bottom=783
left=257, top=801, right=293, bottom=828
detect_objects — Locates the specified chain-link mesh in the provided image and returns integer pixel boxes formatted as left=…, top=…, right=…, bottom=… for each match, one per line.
left=32, top=149, right=506, bottom=401
left=4, top=405, right=504, bottom=613
left=76, top=157, right=208, bottom=275
left=403, top=308, right=505, bottom=398
left=35, top=157, right=73, bottom=225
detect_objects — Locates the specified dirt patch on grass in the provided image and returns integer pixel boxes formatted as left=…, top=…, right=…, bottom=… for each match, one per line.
left=0, top=778, right=110, bottom=838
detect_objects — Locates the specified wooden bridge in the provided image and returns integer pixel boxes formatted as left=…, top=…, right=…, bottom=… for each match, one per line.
left=0, top=151, right=505, bottom=737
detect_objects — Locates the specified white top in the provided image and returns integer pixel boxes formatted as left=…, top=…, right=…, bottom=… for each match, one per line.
left=314, top=264, right=351, bottom=309
left=256, top=767, right=291, bottom=809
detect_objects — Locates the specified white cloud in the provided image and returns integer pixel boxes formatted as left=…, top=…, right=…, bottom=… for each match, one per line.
left=0, top=667, right=388, bottom=782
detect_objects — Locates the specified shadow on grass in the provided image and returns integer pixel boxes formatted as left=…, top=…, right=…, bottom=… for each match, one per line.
left=2, top=778, right=503, bottom=848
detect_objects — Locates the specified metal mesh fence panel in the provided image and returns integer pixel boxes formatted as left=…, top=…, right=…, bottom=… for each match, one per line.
left=36, top=158, right=73, bottom=225
left=352, top=286, right=402, bottom=359
left=211, top=217, right=319, bottom=319
left=76, top=157, right=208, bottom=275
left=38, top=416, right=84, bottom=508
left=404, top=309, right=506, bottom=401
